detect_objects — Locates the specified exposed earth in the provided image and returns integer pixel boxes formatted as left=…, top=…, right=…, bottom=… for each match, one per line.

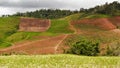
left=0, top=34, right=68, bottom=55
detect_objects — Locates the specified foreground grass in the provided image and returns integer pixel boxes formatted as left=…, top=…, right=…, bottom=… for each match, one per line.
left=0, top=54, right=119, bottom=68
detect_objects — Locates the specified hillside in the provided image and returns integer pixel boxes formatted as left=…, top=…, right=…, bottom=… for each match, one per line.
left=0, top=17, right=74, bottom=49
left=0, top=13, right=120, bottom=55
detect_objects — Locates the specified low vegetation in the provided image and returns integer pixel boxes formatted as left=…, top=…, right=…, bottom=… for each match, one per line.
left=0, top=55, right=119, bottom=68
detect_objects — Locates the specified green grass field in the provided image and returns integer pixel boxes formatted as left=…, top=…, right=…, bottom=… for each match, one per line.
left=48, top=19, right=74, bottom=33
left=0, top=54, right=119, bottom=68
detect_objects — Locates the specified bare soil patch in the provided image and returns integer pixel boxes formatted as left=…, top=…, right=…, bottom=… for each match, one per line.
left=111, top=29, right=120, bottom=34
left=19, top=17, right=51, bottom=32
left=0, top=35, right=67, bottom=55
left=108, top=16, right=120, bottom=27
left=71, top=18, right=117, bottom=30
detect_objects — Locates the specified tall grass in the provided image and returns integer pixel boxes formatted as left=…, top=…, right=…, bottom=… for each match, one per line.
left=0, top=54, right=119, bottom=68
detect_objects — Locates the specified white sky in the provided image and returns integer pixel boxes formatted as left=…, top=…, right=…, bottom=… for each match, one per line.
left=0, top=0, right=120, bottom=16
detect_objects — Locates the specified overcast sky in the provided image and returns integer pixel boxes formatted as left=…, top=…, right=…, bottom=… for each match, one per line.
left=0, top=0, right=120, bottom=16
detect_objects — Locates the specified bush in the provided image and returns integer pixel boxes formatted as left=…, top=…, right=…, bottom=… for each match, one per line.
left=66, top=39, right=100, bottom=56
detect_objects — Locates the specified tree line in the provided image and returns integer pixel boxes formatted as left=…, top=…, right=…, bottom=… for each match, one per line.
left=12, top=9, right=79, bottom=19
left=3, top=1, right=120, bottom=19
left=83, top=1, right=120, bottom=16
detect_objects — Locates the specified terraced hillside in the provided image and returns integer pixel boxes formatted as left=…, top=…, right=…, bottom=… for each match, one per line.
left=0, top=14, right=120, bottom=55
left=19, top=18, right=51, bottom=32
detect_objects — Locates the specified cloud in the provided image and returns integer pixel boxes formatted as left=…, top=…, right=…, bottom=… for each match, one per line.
left=0, top=0, right=69, bottom=8
left=0, top=0, right=118, bottom=9
left=0, top=0, right=119, bottom=16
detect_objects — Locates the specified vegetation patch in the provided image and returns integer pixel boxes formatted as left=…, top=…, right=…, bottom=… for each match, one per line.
left=48, top=19, right=74, bottom=33
left=0, top=55, right=119, bottom=68
left=66, top=37, right=100, bottom=56
left=0, top=17, right=19, bottom=48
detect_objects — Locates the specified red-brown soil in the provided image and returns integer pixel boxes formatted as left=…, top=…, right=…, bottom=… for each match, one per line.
left=0, top=35, right=68, bottom=55
left=108, top=16, right=120, bottom=27
left=110, top=29, right=120, bottom=34
left=99, top=43, right=108, bottom=55
left=71, top=18, right=117, bottom=30
left=19, top=17, right=51, bottom=32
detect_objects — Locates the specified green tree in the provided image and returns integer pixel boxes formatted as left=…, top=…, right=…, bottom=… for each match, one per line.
left=67, top=39, right=100, bottom=56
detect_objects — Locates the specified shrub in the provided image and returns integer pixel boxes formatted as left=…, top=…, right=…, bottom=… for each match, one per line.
left=66, top=39, right=100, bottom=56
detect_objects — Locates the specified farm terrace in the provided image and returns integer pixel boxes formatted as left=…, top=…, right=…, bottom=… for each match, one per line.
left=71, top=18, right=117, bottom=30
left=19, top=17, right=51, bottom=32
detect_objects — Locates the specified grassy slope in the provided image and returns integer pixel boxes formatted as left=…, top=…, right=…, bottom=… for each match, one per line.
left=0, top=17, right=19, bottom=38
left=60, top=13, right=83, bottom=21
left=0, top=54, right=119, bottom=68
left=48, top=19, right=74, bottom=33
left=0, top=17, right=19, bottom=48
left=61, top=13, right=111, bottom=21
left=79, top=13, right=111, bottom=19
